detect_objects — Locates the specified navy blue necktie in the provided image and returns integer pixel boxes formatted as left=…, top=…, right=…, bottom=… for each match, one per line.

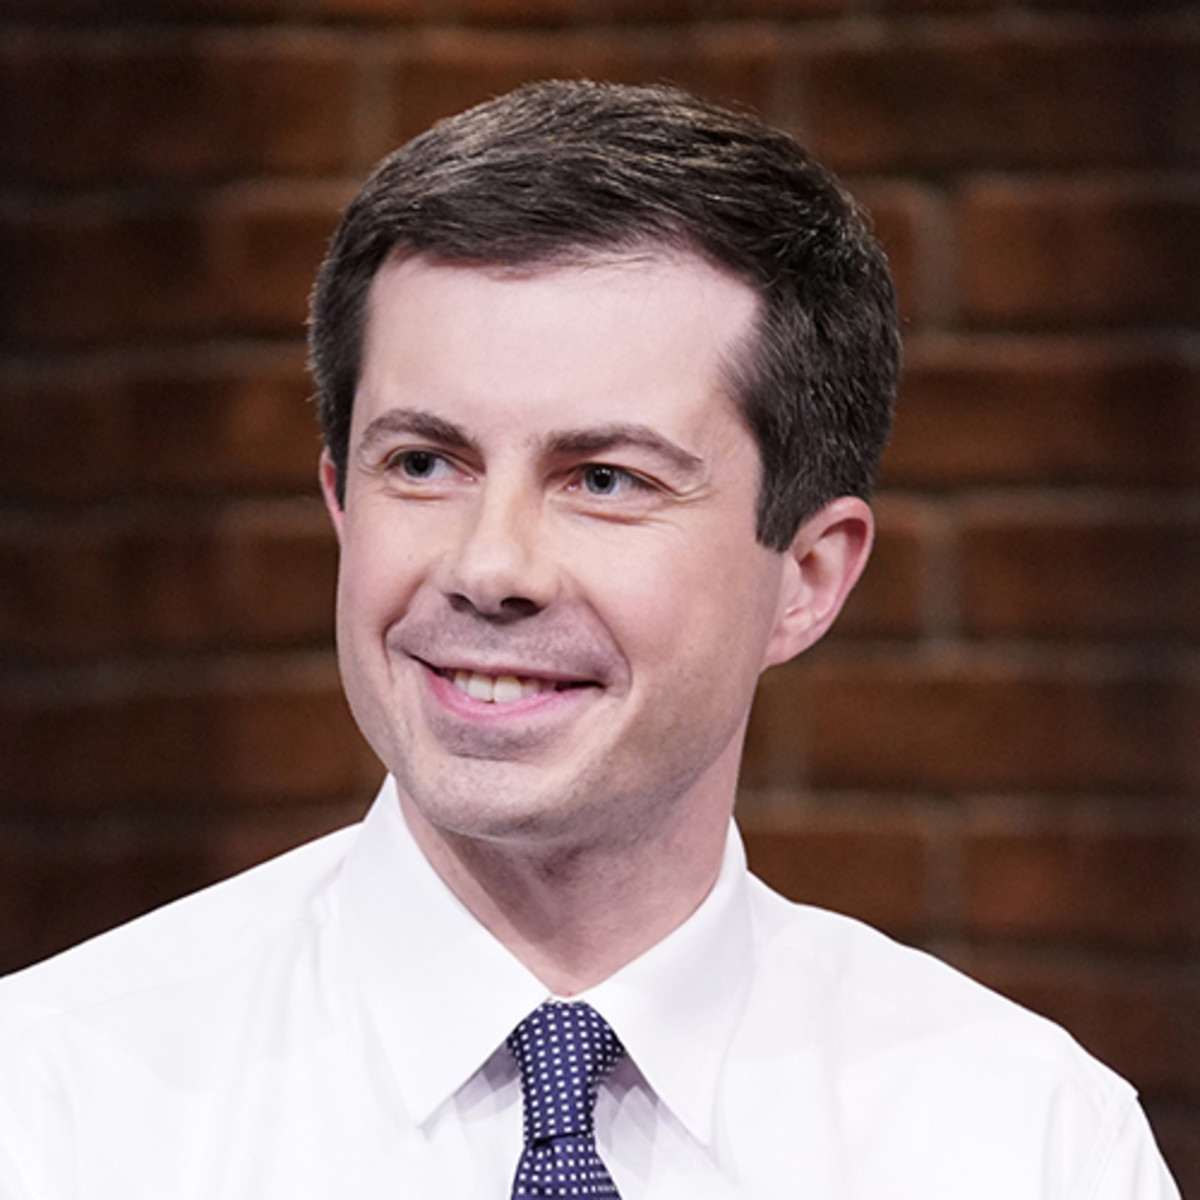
left=507, top=1001, right=625, bottom=1199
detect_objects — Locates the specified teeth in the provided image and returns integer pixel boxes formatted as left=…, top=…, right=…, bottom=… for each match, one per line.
left=492, top=676, right=523, bottom=704
left=450, top=670, right=556, bottom=704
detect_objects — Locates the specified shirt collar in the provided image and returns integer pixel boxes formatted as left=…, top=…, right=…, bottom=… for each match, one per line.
left=338, top=776, right=754, bottom=1144
left=582, top=826, right=754, bottom=1146
left=339, top=778, right=546, bottom=1126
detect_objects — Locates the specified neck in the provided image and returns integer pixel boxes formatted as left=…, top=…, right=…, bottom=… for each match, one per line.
left=399, top=787, right=733, bottom=996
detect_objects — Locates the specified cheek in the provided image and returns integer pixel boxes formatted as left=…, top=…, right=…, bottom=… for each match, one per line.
left=578, top=533, right=776, bottom=681
left=335, top=514, right=427, bottom=635
left=577, top=539, right=695, bottom=638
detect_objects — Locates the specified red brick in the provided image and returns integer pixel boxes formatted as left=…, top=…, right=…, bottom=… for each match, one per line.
left=592, top=0, right=840, bottom=18
left=962, top=814, right=1200, bottom=947
left=885, top=336, right=1200, bottom=487
left=459, top=0, right=578, bottom=25
left=743, top=811, right=929, bottom=936
left=954, top=950, right=1199, bottom=1098
left=0, top=500, right=335, bottom=659
left=0, top=349, right=321, bottom=501
left=800, top=27, right=1199, bottom=173
left=206, top=502, right=337, bottom=644
left=128, top=352, right=324, bottom=492
left=880, top=0, right=1188, bottom=10
left=213, top=184, right=351, bottom=335
left=0, top=33, right=359, bottom=185
left=0, top=831, right=224, bottom=974
left=849, top=181, right=945, bottom=327
left=387, top=29, right=780, bottom=146
left=120, top=502, right=336, bottom=652
left=874, top=0, right=996, bottom=8
left=0, top=367, right=127, bottom=501
left=0, top=186, right=346, bottom=348
left=1147, top=1106, right=1200, bottom=1200
left=743, top=664, right=810, bottom=788
left=957, top=177, right=1200, bottom=326
left=0, top=201, right=218, bottom=347
left=0, top=516, right=120, bottom=661
left=833, top=495, right=930, bottom=639
left=205, top=795, right=373, bottom=878
left=0, top=659, right=376, bottom=811
left=0, top=798, right=368, bottom=974
left=216, top=670, right=375, bottom=799
left=711, top=0, right=842, bottom=15
left=959, top=496, right=1200, bottom=639
left=274, top=0, right=421, bottom=16
left=746, top=649, right=1198, bottom=793
left=0, top=0, right=299, bottom=15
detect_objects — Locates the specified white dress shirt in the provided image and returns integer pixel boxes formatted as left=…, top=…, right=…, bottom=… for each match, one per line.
left=0, top=777, right=1179, bottom=1199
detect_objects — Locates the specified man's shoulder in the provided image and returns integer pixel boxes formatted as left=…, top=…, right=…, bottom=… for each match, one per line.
left=744, top=875, right=1130, bottom=1110
left=735, top=878, right=1178, bottom=1198
left=0, top=822, right=360, bottom=1043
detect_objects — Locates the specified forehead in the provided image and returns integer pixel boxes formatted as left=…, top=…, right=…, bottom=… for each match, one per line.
left=354, top=251, right=761, bottom=444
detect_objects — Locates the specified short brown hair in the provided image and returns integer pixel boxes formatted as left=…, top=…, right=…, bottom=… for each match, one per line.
left=309, top=80, right=899, bottom=550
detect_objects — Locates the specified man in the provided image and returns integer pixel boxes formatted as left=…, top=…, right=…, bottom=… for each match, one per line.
left=0, top=81, right=1178, bottom=1198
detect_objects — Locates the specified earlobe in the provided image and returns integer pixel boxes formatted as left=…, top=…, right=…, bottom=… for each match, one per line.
left=319, top=449, right=345, bottom=542
left=762, top=496, right=875, bottom=668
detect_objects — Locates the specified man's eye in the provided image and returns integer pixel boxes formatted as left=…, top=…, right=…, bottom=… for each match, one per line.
left=391, top=449, right=446, bottom=479
left=580, top=464, right=642, bottom=496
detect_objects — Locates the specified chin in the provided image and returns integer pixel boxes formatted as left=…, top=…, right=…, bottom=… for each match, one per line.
left=398, top=759, right=567, bottom=834
left=396, top=756, right=648, bottom=852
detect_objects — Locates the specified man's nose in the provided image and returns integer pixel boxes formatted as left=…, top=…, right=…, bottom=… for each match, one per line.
left=438, top=479, right=558, bottom=620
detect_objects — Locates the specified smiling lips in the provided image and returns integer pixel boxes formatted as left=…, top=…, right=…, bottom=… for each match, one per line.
left=434, top=666, right=592, bottom=705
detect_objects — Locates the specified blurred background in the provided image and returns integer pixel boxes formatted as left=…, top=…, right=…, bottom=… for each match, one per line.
left=0, top=0, right=1197, bottom=1188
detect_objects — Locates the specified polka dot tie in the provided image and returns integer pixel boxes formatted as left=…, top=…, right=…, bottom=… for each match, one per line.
left=507, top=1001, right=625, bottom=1199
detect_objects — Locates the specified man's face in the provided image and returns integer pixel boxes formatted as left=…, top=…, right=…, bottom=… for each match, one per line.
left=325, top=251, right=797, bottom=853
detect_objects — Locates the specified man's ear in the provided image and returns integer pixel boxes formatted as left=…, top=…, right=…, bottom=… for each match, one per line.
left=319, top=449, right=345, bottom=542
left=762, top=496, right=875, bottom=669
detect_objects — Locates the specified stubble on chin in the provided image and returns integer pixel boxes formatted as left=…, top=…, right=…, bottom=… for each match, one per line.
left=393, top=752, right=610, bottom=847
left=392, top=731, right=722, bottom=863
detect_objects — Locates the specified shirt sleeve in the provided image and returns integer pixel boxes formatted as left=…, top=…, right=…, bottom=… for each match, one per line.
left=1090, top=1100, right=1181, bottom=1200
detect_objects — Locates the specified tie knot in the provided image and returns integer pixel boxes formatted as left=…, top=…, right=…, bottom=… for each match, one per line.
left=507, top=1001, right=625, bottom=1143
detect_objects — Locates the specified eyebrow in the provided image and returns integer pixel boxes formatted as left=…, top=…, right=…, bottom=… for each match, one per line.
left=356, top=408, right=475, bottom=458
left=547, top=424, right=705, bottom=479
left=355, top=410, right=705, bottom=479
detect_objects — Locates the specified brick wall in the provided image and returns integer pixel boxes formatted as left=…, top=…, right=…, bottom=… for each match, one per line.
left=1, top=0, right=1196, bottom=1187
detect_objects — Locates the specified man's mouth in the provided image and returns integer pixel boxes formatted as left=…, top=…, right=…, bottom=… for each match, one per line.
left=430, top=666, right=592, bottom=705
